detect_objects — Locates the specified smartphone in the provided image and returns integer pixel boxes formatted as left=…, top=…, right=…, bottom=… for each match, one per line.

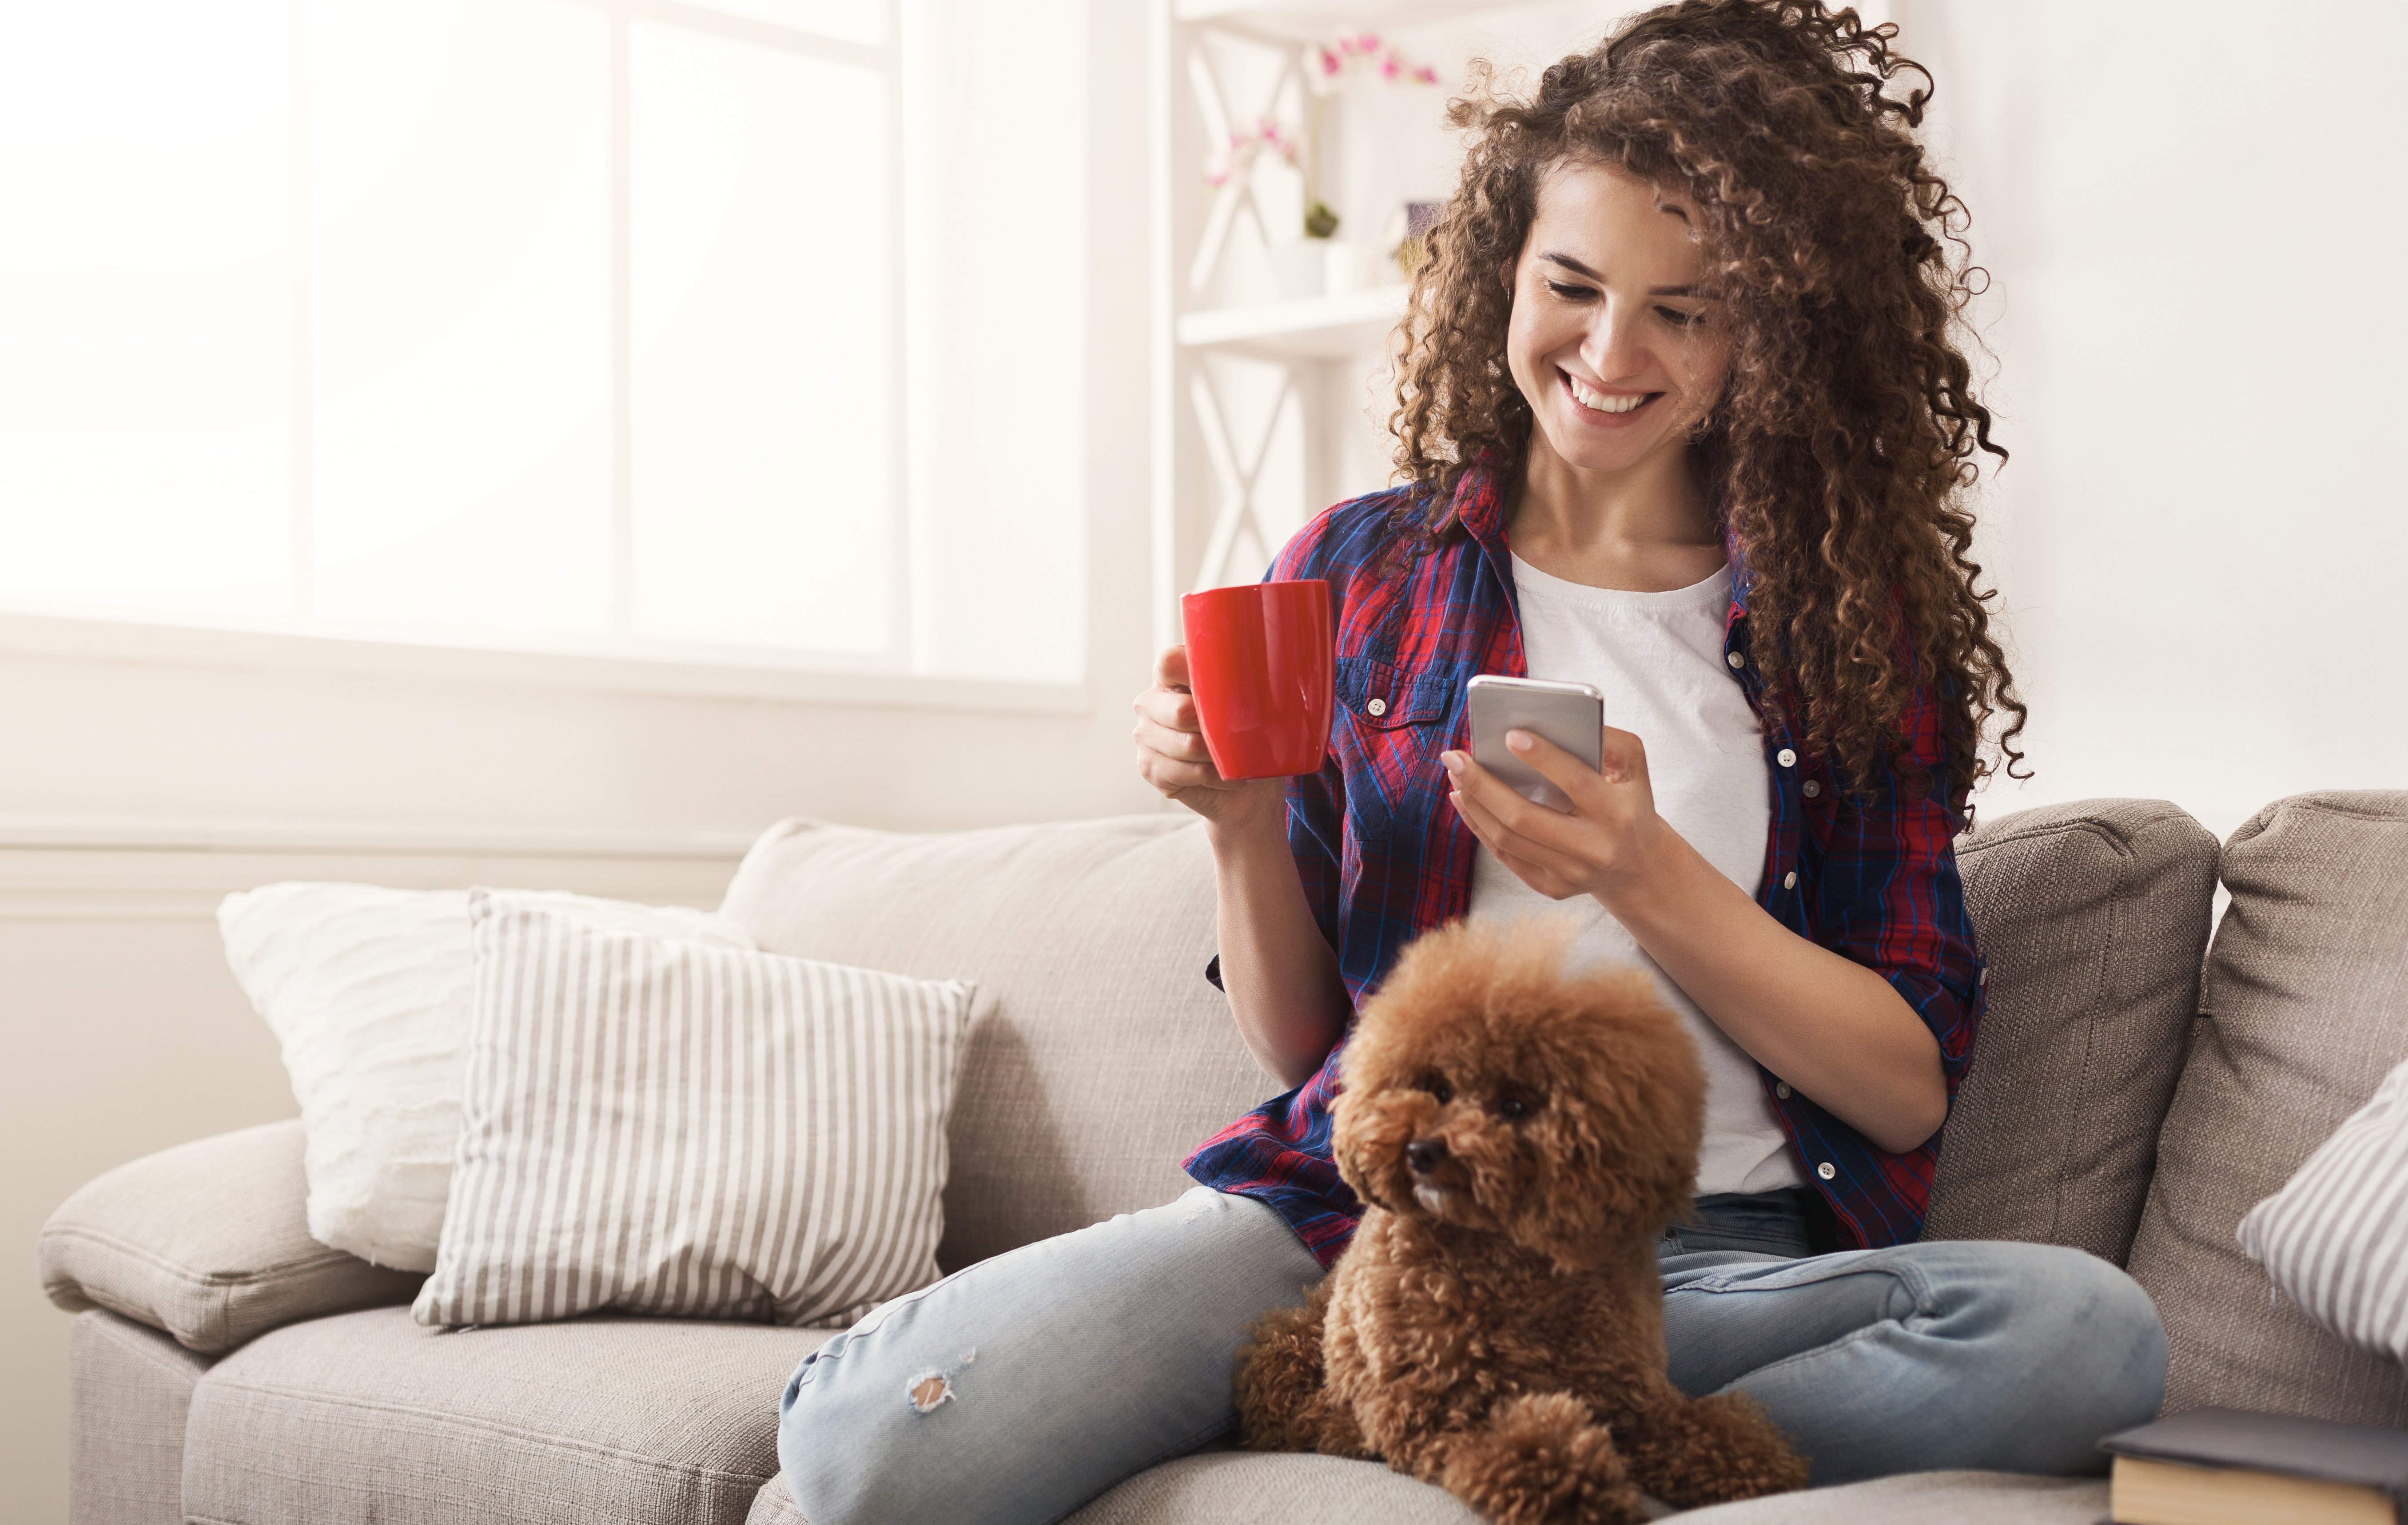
left=1466, top=675, right=1604, bottom=813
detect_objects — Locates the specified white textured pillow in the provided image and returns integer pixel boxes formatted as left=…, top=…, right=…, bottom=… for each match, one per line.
left=413, top=889, right=972, bottom=1329
left=218, top=883, right=752, bottom=1271
left=2239, top=1056, right=2408, bottom=1365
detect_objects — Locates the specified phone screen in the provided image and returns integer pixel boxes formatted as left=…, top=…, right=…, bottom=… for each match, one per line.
left=1467, top=676, right=1604, bottom=813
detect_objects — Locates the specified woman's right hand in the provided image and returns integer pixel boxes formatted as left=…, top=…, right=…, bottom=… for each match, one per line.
left=1133, top=645, right=1286, bottom=833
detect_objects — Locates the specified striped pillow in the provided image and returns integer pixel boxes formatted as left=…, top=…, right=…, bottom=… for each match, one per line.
left=413, top=889, right=973, bottom=1329
left=2238, top=1057, right=2408, bottom=1366
left=218, top=883, right=753, bottom=1272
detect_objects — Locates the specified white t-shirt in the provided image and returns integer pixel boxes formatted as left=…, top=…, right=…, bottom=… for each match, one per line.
left=1466, top=553, right=1803, bottom=1197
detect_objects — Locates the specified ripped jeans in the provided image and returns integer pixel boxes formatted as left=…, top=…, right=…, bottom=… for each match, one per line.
left=775, top=1186, right=2166, bottom=1525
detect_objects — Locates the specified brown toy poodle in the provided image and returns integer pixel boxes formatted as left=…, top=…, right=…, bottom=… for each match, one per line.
left=1235, top=917, right=1811, bottom=1524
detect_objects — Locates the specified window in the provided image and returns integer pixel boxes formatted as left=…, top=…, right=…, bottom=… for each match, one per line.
left=0, top=0, right=1085, bottom=686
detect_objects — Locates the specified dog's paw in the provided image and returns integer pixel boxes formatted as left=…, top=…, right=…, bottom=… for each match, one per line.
left=1423, top=1393, right=1648, bottom=1525
left=1618, top=1391, right=1811, bottom=1506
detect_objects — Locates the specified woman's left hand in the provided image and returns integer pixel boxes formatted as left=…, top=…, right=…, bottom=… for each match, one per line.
left=1441, top=727, right=1665, bottom=903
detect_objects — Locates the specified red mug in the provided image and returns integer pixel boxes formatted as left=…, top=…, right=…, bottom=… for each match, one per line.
left=1179, top=580, right=1335, bottom=781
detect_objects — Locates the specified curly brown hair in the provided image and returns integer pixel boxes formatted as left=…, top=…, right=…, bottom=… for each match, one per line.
left=1390, top=0, right=2025, bottom=812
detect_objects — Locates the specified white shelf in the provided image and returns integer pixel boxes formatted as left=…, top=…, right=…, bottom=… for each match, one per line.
left=1176, top=283, right=1409, bottom=359
left=1172, top=0, right=1505, bottom=44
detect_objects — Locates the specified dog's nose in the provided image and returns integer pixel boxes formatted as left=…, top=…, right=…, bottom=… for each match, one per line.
left=1406, top=1138, right=1448, bottom=1176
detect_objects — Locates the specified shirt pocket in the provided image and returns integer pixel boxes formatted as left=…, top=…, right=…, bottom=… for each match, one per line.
left=1333, top=656, right=1458, bottom=843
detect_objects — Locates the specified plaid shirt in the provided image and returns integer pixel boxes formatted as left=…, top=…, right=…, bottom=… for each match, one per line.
left=1182, top=463, right=1986, bottom=1269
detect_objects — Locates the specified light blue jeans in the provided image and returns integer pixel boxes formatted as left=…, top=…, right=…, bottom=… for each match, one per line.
left=777, top=1187, right=2166, bottom=1524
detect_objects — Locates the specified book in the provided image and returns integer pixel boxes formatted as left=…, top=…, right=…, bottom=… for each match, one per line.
left=2101, top=1407, right=2408, bottom=1525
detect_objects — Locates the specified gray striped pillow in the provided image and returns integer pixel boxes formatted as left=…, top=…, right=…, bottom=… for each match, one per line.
left=2238, top=1056, right=2408, bottom=1366
left=413, top=889, right=973, bottom=1329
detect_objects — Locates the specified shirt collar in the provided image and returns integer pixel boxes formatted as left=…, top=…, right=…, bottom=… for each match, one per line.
left=1448, top=460, right=1508, bottom=544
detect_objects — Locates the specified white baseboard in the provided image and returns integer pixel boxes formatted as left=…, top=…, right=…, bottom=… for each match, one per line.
left=0, top=817, right=752, bottom=919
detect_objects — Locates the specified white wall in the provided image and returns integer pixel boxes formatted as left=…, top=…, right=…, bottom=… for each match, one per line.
left=1897, top=0, right=2408, bottom=838
left=0, top=5, right=1160, bottom=1520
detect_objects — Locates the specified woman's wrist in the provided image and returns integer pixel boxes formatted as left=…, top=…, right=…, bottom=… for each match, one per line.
left=1202, top=786, right=1288, bottom=856
left=1588, top=810, right=1696, bottom=926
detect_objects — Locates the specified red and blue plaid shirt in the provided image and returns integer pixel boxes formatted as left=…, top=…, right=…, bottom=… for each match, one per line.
left=1181, top=463, right=1986, bottom=1269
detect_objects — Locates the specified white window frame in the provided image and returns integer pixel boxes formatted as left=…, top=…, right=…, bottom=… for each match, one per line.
left=0, top=0, right=1090, bottom=715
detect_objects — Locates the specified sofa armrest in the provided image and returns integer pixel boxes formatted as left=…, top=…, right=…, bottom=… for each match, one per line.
left=40, top=1119, right=424, bottom=1354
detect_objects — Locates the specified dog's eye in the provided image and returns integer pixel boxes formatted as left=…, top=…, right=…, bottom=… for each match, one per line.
left=1491, top=1093, right=1536, bottom=1121
left=1419, top=1073, right=1453, bottom=1105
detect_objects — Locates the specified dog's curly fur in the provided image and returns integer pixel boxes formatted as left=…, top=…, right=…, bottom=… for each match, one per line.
left=1235, top=919, right=1811, bottom=1524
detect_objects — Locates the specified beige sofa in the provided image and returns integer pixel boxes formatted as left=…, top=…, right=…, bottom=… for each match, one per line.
left=40, top=791, right=2408, bottom=1525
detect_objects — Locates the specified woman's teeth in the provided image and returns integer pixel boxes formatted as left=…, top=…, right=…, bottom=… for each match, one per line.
left=1569, top=376, right=1649, bottom=414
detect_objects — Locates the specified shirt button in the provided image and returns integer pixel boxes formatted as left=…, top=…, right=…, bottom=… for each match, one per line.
left=1783, top=870, right=1797, bottom=890
left=1775, top=1082, right=1792, bottom=1100
left=1775, top=747, right=1797, bottom=768
left=1802, top=780, right=1822, bottom=798
left=1727, top=650, right=1745, bottom=669
left=1365, top=697, right=1386, bottom=717
left=1978, top=965, right=1988, bottom=987
left=1817, top=1162, right=1837, bottom=1182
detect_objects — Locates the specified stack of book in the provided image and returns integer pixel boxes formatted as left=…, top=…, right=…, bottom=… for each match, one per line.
left=2102, top=1408, right=2408, bottom=1525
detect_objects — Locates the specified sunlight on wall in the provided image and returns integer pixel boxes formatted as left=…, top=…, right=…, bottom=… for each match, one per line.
left=0, top=2, right=291, bottom=618
left=900, top=0, right=1088, bottom=684
left=631, top=21, right=893, bottom=653
left=310, top=0, right=616, bottom=637
left=704, top=0, right=884, bottom=47
left=0, top=0, right=1088, bottom=685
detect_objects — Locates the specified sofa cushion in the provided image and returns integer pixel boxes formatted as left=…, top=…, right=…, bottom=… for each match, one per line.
left=414, top=892, right=971, bottom=1330
left=40, top=1120, right=423, bottom=1354
left=746, top=1456, right=2107, bottom=1525
left=744, top=1453, right=1493, bottom=1525
left=1924, top=799, right=2219, bottom=1263
left=1670, top=1469, right=2106, bottom=1523
left=2125, top=790, right=2408, bottom=1422
left=69, top=1310, right=214, bottom=1525
left=215, top=882, right=753, bottom=1273
left=722, top=803, right=2225, bottom=1275
left=183, top=1305, right=828, bottom=1525
left=719, top=815, right=1273, bottom=1271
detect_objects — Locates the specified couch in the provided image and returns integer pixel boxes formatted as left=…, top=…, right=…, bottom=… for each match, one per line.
left=39, top=790, right=2408, bottom=1525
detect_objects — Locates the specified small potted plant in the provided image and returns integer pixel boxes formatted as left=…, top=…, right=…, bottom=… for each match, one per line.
left=1303, top=34, right=1437, bottom=294
left=1206, top=34, right=1437, bottom=300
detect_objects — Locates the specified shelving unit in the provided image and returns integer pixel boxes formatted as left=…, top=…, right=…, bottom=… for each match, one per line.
left=1149, top=0, right=1497, bottom=648
left=1173, top=284, right=1409, bottom=360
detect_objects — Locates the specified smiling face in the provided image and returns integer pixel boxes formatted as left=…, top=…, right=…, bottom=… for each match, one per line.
left=1504, top=160, right=1730, bottom=479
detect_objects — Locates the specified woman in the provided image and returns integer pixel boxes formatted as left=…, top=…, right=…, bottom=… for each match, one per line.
left=777, top=4, right=2166, bottom=1519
